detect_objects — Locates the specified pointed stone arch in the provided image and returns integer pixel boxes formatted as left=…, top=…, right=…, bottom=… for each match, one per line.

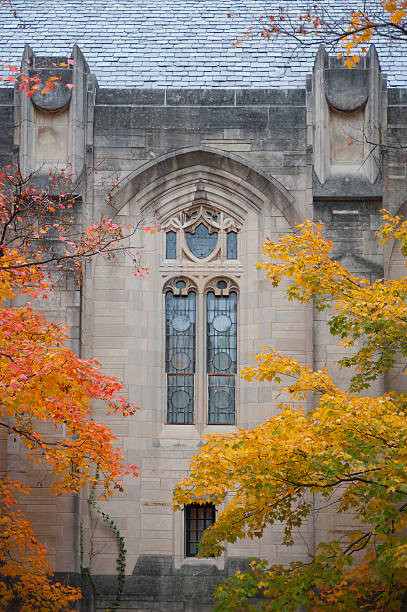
left=103, top=147, right=301, bottom=228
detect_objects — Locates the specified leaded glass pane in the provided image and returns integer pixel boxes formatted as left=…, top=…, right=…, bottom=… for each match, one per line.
left=166, top=291, right=195, bottom=424
left=208, top=375, right=235, bottom=424
left=186, top=223, right=218, bottom=259
left=207, top=291, right=237, bottom=424
left=226, top=231, right=237, bottom=259
left=166, top=231, right=177, bottom=259
left=167, top=374, right=194, bottom=424
left=185, top=504, right=216, bottom=557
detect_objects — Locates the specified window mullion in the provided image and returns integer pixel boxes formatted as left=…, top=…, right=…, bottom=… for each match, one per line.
left=196, top=291, right=205, bottom=427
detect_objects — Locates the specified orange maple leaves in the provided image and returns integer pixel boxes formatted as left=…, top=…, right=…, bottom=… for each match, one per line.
left=0, top=59, right=75, bottom=97
left=0, top=478, right=81, bottom=611
left=0, top=164, right=140, bottom=609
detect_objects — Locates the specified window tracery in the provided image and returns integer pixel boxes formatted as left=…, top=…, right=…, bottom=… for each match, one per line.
left=164, top=202, right=241, bottom=264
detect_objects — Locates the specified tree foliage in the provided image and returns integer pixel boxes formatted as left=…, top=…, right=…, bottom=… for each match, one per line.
left=234, top=1, right=407, bottom=68
left=0, top=58, right=75, bottom=95
left=174, top=217, right=407, bottom=610
left=0, top=163, right=143, bottom=611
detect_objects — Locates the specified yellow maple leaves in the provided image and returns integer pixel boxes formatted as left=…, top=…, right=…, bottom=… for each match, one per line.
left=338, top=1, right=406, bottom=66
left=174, top=216, right=407, bottom=610
left=383, top=0, right=407, bottom=23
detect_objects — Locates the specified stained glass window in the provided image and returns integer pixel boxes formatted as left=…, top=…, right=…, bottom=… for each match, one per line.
left=226, top=231, right=237, bottom=259
left=186, top=223, right=218, bottom=259
left=207, top=290, right=237, bottom=424
left=165, top=287, right=195, bottom=424
left=185, top=504, right=216, bottom=557
left=166, top=231, right=177, bottom=259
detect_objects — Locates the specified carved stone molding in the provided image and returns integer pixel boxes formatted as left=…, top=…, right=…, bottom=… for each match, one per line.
left=163, top=203, right=240, bottom=234
left=16, top=44, right=92, bottom=180
left=163, top=277, right=197, bottom=296
left=204, top=277, right=239, bottom=297
left=163, top=199, right=241, bottom=265
left=312, top=44, right=383, bottom=186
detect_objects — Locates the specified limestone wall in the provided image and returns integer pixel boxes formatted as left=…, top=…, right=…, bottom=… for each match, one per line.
left=1, top=46, right=407, bottom=611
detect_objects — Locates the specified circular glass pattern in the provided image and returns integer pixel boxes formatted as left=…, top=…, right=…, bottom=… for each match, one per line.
left=171, top=352, right=191, bottom=371
left=171, top=389, right=190, bottom=409
left=212, top=314, right=232, bottom=333
left=213, top=351, right=232, bottom=371
left=171, top=314, right=191, bottom=332
left=213, top=390, right=230, bottom=409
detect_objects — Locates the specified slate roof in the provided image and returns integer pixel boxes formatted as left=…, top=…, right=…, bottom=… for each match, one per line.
left=0, top=0, right=406, bottom=88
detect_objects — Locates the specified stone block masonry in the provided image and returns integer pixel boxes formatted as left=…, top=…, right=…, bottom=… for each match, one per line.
left=0, top=39, right=406, bottom=612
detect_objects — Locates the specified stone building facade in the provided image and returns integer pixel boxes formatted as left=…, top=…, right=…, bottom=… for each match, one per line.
left=1, top=15, right=407, bottom=611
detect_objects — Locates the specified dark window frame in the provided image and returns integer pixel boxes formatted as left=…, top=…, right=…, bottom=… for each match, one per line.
left=185, top=503, right=216, bottom=557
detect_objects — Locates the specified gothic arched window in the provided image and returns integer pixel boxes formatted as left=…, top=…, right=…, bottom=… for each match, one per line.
left=165, top=280, right=196, bottom=424
left=162, top=189, right=241, bottom=426
left=164, top=276, right=237, bottom=425
left=206, top=280, right=237, bottom=425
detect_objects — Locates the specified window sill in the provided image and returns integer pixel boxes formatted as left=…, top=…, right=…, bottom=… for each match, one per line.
left=182, top=557, right=217, bottom=565
left=204, top=424, right=237, bottom=435
left=160, top=424, right=200, bottom=440
left=174, top=554, right=225, bottom=570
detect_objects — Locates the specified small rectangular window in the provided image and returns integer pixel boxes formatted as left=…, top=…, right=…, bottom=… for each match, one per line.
left=185, top=504, right=216, bottom=557
left=226, top=231, right=237, bottom=260
left=166, top=231, right=177, bottom=259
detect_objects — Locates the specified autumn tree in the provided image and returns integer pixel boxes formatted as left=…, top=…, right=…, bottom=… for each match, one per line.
left=0, top=161, right=148, bottom=611
left=233, top=0, right=407, bottom=68
left=174, top=217, right=407, bottom=610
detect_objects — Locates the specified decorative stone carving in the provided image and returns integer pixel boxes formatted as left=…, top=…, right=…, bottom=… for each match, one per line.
left=325, top=68, right=369, bottom=113
left=204, top=277, right=239, bottom=297
left=16, top=44, right=91, bottom=179
left=312, top=44, right=382, bottom=185
left=31, top=69, right=72, bottom=113
left=163, top=277, right=197, bottom=296
left=165, top=204, right=240, bottom=234
left=163, top=196, right=241, bottom=264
